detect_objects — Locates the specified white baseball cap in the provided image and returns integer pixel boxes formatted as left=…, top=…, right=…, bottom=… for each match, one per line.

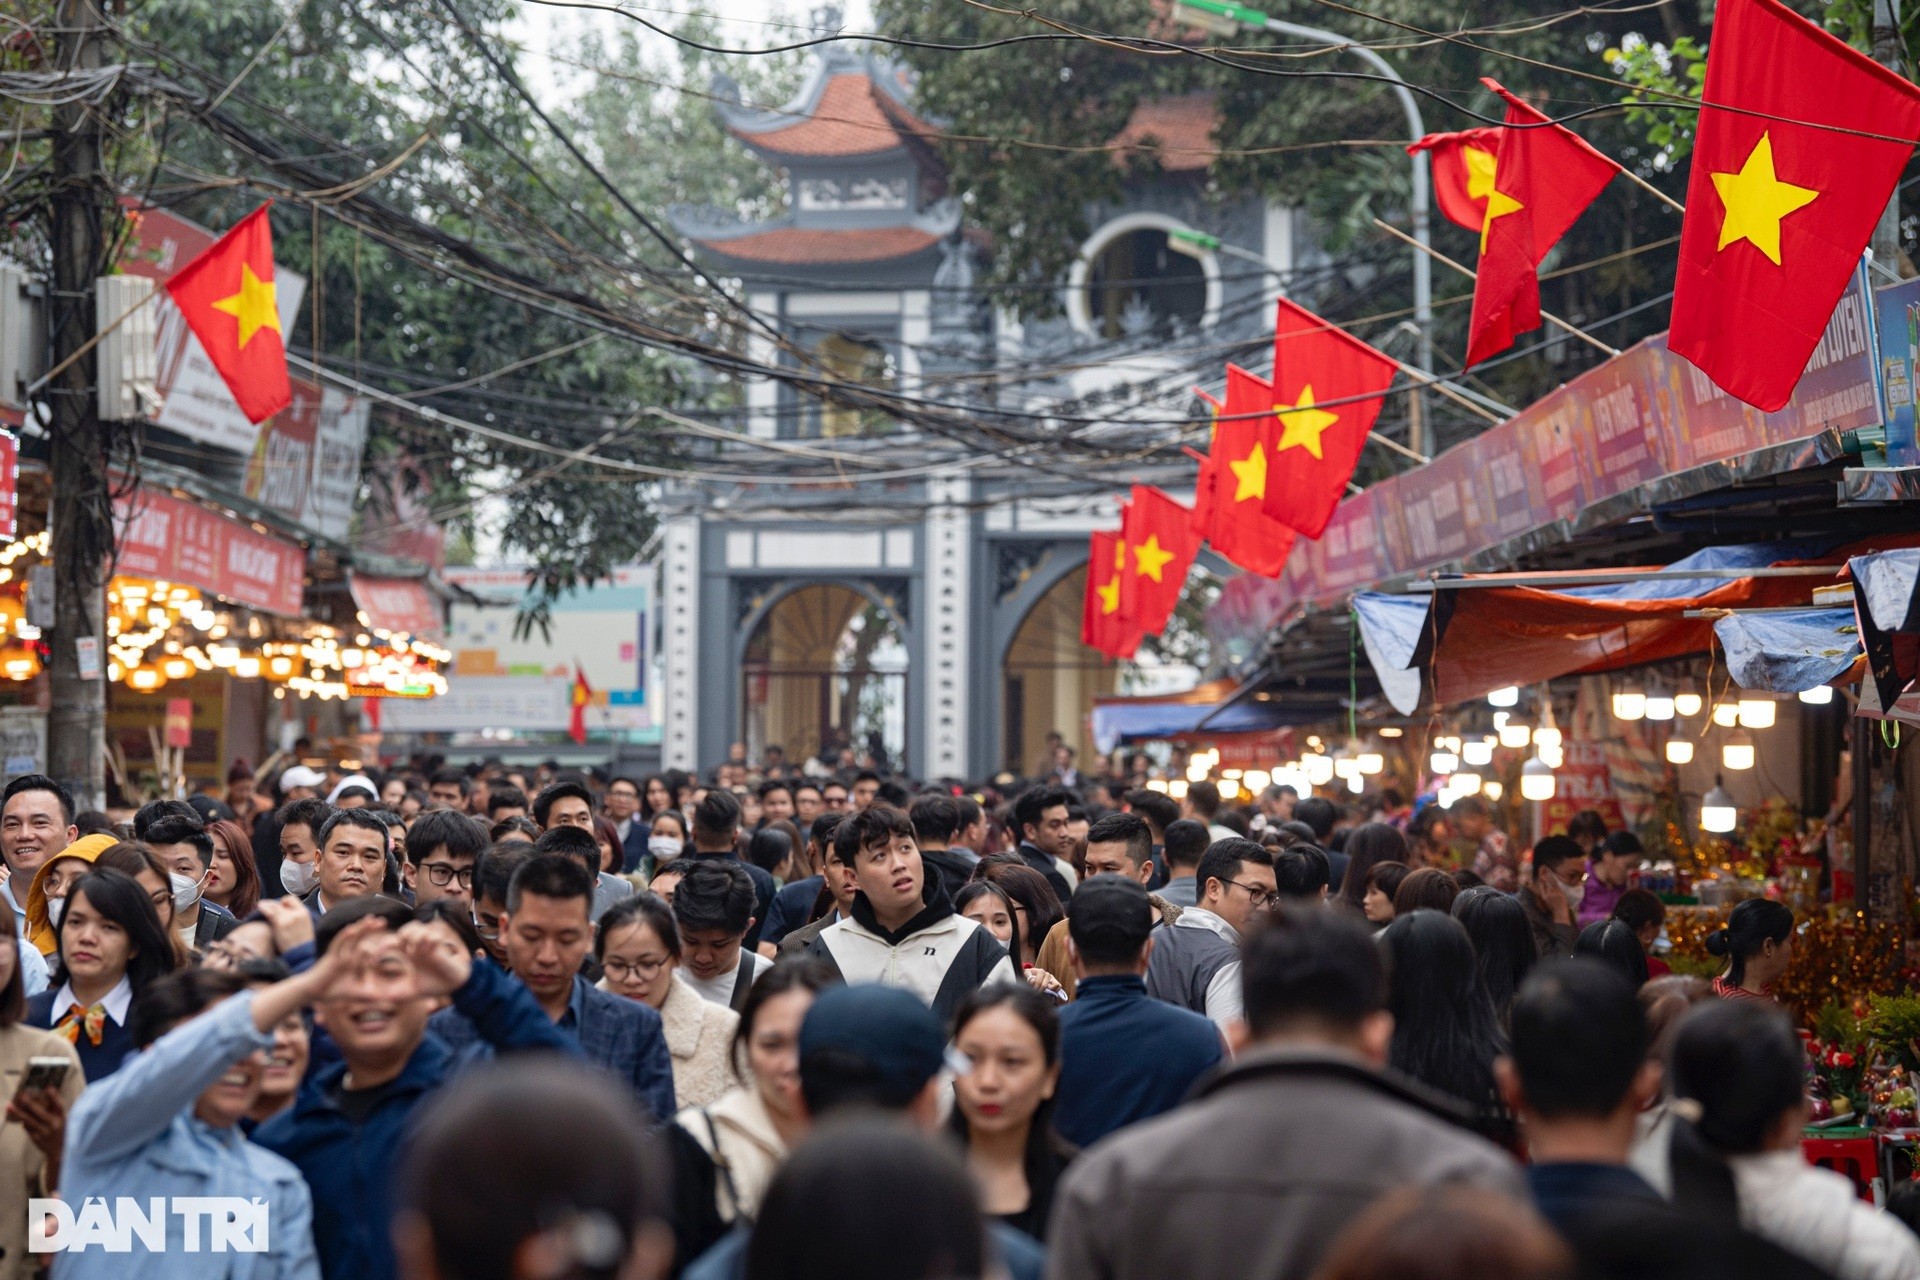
left=280, top=765, right=327, bottom=790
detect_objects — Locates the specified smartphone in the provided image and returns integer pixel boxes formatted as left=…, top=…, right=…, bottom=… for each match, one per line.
left=16, top=1057, right=69, bottom=1097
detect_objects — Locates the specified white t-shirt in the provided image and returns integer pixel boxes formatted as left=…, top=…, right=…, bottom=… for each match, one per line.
left=682, top=948, right=772, bottom=1007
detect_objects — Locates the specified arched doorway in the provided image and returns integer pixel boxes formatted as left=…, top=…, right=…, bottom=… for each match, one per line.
left=742, top=583, right=908, bottom=772
left=1001, top=565, right=1121, bottom=774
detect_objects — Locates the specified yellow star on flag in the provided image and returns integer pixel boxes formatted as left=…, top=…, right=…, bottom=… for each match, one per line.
left=1095, top=574, right=1121, bottom=614
left=1228, top=441, right=1267, bottom=502
left=1275, top=386, right=1341, bottom=460
left=1711, top=132, right=1818, bottom=266
left=1132, top=534, right=1175, bottom=582
left=210, top=262, right=282, bottom=350
left=1463, top=145, right=1497, bottom=200
left=1479, top=188, right=1524, bottom=254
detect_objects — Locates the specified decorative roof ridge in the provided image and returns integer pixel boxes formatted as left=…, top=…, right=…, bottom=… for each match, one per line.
left=669, top=197, right=962, bottom=245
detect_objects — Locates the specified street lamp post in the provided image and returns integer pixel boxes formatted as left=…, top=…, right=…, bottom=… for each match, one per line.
left=1172, top=0, right=1433, bottom=447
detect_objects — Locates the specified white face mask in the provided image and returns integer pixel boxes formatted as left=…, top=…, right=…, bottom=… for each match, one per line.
left=648, top=836, right=682, bottom=861
left=279, top=858, right=319, bottom=897
left=45, top=897, right=63, bottom=930
left=170, top=871, right=204, bottom=917
left=1560, top=875, right=1586, bottom=909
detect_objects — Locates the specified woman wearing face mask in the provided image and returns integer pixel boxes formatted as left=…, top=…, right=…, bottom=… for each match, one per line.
left=666, top=958, right=834, bottom=1268
left=94, top=844, right=199, bottom=967
left=596, top=894, right=738, bottom=1110
left=22, top=833, right=117, bottom=957
left=57, top=930, right=374, bottom=1276
left=643, top=810, right=688, bottom=884
left=948, top=983, right=1073, bottom=1242
left=25, top=869, right=180, bottom=1081
left=0, top=910, right=84, bottom=1280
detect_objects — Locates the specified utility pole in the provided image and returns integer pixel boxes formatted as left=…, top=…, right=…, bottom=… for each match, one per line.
left=1872, top=0, right=1907, bottom=272
left=44, top=0, right=115, bottom=808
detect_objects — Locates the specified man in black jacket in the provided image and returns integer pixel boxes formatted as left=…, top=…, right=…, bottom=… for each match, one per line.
left=907, top=793, right=975, bottom=902
left=1010, top=785, right=1075, bottom=902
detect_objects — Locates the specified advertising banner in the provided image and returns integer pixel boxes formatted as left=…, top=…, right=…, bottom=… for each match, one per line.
left=114, top=487, right=306, bottom=617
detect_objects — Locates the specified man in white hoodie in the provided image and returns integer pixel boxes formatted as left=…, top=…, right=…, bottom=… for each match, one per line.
left=803, top=804, right=1015, bottom=1023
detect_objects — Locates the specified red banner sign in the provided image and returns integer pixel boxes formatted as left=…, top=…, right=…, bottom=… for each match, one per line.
left=114, top=488, right=306, bottom=617
left=0, top=432, right=18, bottom=541
left=349, top=573, right=443, bottom=639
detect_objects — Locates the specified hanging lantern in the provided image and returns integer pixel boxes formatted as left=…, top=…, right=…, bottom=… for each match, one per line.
left=1611, top=683, right=1647, bottom=721
left=1701, top=778, right=1737, bottom=833
left=1487, top=686, right=1520, bottom=707
left=1798, top=685, right=1834, bottom=705
left=1722, top=731, right=1756, bottom=771
left=1666, top=738, right=1695, bottom=764
left=1520, top=755, right=1557, bottom=802
left=1737, top=697, right=1777, bottom=729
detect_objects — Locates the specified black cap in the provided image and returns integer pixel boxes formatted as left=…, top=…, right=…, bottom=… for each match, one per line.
left=799, top=984, right=946, bottom=1102
left=1068, top=873, right=1155, bottom=958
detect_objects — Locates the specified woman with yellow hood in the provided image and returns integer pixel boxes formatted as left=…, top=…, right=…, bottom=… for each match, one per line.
left=23, top=834, right=117, bottom=956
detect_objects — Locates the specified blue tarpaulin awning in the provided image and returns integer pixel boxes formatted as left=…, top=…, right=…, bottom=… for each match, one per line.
left=1089, top=678, right=1292, bottom=753
left=1712, top=608, right=1859, bottom=693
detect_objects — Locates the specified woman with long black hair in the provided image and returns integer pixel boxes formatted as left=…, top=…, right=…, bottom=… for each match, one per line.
left=1706, top=898, right=1794, bottom=1001
left=25, top=869, right=179, bottom=1082
left=1450, top=886, right=1537, bottom=1022
left=1657, top=999, right=1919, bottom=1279
left=1377, top=910, right=1508, bottom=1140
left=947, top=983, right=1075, bottom=1242
left=1338, top=823, right=1411, bottom=915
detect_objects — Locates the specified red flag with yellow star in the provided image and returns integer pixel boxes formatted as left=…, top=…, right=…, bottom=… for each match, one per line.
left=1670, top=0, right=1920, bottom=411
left=1409, top=128, right=1503, bottom=231
left=163, top=203, right=291, bottom=424
left=1081, top=530, right=1141, bottom=658
left=569, top=663, right=593, bottom=745
left=1119, top=485, right=1200, bottom=634
left=1259, top=300, right=1400, bottom=540
left=1467, top=80, right=1620, bottom=366
left=1193, top=366, right=1292, bottom=577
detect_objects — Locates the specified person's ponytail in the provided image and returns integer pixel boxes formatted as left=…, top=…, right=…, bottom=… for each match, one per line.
left=1665, top=999, right=1803, bottom=1220
left=1714, top=899, right=1793, bottom=986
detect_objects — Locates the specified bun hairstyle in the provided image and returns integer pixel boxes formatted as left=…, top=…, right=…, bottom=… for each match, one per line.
left=1704, top=899, right=1794, bottom=986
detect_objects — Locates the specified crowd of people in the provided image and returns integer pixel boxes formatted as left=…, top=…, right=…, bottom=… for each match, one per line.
left=0, top=741, right=1905, bottom=1280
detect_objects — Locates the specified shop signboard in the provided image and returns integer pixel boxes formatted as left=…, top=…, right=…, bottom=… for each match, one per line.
left=378, top=564, right=655, bottom=739
left=1875, top=275, right=1920, bottom=466
left=114, top=487, right=307, bottom=617
left=0, top=430, right=18, bottom=540
left=349, top=573, right=443, bottom=639
left=1539, top=738, right=1625, bottom=835
left=242, top=379, right=369, bottom=540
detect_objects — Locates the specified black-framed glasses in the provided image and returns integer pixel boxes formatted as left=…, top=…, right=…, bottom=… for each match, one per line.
left=421, top=863, right=474, bottom=888
left=1225, top=879, right=1275, bottom=907
left=602, top=956, right=669, bottom=982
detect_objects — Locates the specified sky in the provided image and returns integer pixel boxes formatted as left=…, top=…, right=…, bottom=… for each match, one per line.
left=504, top=0, right=875, bottom=109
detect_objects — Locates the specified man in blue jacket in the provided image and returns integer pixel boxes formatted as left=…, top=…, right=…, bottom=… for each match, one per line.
left=254, top=895, right=577, bottom=1280
left=1054, top=875, right=1224, bottom=1148
left=429, top=853, right=676, bottom=1122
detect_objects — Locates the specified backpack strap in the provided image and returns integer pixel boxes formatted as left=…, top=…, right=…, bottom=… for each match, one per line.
left=700, top=1109, right=747, bottom=1224
left=931, top=927, right=1005, bottom=1025
left=729, top=953, right=755, bottom=1012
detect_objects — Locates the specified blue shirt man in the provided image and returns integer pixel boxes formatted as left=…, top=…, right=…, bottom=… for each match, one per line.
left=1055, top=875, right=1224, bottom=1148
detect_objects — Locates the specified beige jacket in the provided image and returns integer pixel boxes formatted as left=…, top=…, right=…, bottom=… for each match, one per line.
left=0, top=1024, right=84, bottom=1280
left=672, top=1084, right=788, bottom=1225
left=1034, top=893, right=1181, bottom=1001
left=1046, top=1045, right=1523, bottom=1280
left=658, top=974, right=738, bottom=1111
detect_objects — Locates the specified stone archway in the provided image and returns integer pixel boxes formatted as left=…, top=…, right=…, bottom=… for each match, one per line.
left=740, top=582, right=909, bottom=772
left=999, top=564, right=1120, bottom=775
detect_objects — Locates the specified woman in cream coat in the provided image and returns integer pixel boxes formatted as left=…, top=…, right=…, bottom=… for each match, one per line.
left=595, top=894, right=737, bottom=1110
left=0, top=920, right=84, bottom=1279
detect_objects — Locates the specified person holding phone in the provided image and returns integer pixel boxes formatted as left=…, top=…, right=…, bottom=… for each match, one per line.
left=0, top=914, right=83, bottom=1280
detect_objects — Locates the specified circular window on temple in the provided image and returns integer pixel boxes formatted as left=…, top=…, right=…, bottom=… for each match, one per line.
left=1083, top=226, right=1208, bottom=339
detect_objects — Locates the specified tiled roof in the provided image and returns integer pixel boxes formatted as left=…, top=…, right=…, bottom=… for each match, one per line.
left=693, top=226, right=942, bottom=265
left=1109, top=92, right=1219, bottom=172
left=731, top=74, right=923, bottom=158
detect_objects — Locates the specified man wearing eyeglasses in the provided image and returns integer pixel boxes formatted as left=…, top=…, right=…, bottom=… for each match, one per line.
left=1146, top=838, right=1275, bottom=1032
left=403, top=809, right=489, bottom=908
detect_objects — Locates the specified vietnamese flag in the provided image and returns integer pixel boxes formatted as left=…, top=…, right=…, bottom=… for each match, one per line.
left=1466, top=80, right=1620, bottom=366
left=1119, top=485, right=1200, bottom=634
left=569, top=664, right=593, bottom=745
left=1193, top=366, right=1292, bottom=577
left=1081, top=531, right=1141, bottom=659
left=163, top=203, right=292, bottom=424
left=1260, top=300, right=1400, bottom=540
left=1670, top=0, right=1920, bottom=411
left=1409, top=128, right=1503, bottom=231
